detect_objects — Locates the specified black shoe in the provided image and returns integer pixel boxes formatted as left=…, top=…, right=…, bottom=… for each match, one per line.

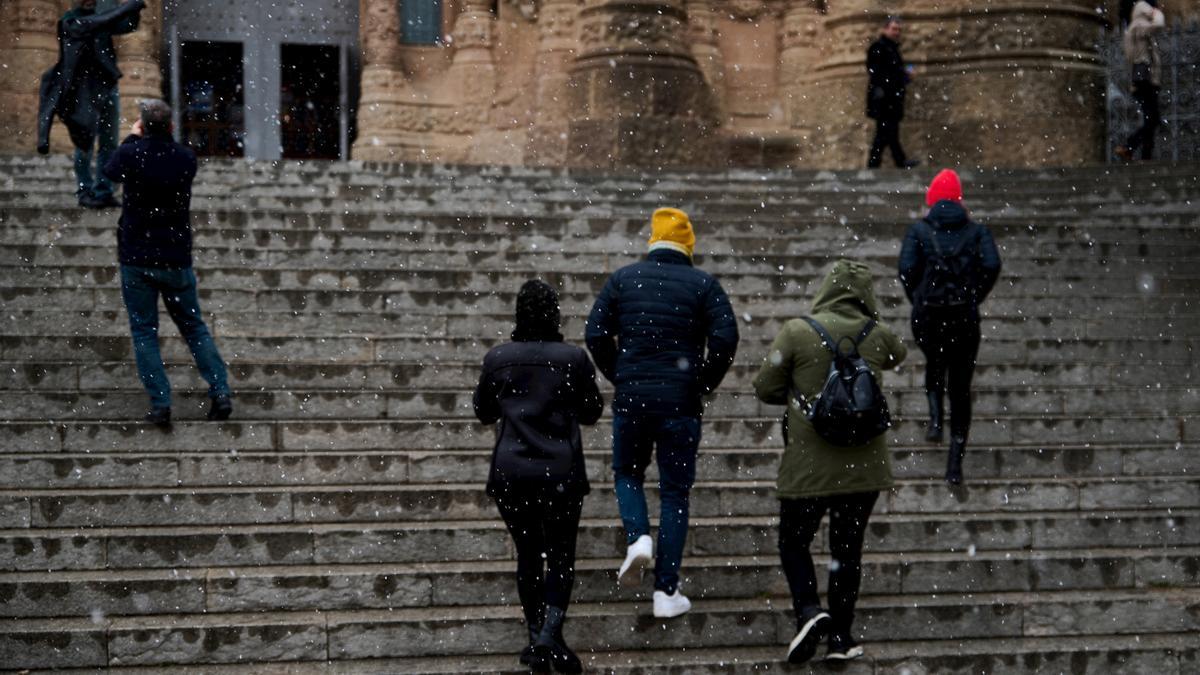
left=900, top=159, right=921, bottom=169
left=826, top=631, right=864, bottom=660
left=926, top=391, right=944, bottom=442
left=94, top=194, right=120, bottom=209
left=78, top=193, right=104, bottom=209
left=529, top=606, right=582, bottom=674
left=207, top=394, right=233, bottom=421
left=946, top=436, right=966, bottom=485
left=786, top=609, right=831, bottom=665
left=145, top=407, right=171, bottom=428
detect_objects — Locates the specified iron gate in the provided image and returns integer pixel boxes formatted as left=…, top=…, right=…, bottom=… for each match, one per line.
left=1104, top=23, right=1200, bottom=162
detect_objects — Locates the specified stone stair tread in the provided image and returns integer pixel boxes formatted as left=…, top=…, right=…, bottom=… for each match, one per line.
left=4, top=545, right=1197, bottom=584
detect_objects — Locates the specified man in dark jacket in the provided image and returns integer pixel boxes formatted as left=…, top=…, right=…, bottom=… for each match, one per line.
left=474, top=279, right=604, bottom=673
left=585, top=207, right=739, bottom=618
left=103, top=99, right=231, bottom=427
left=866, top=17, right=919, bottom=170
left=38, top=0, right=146, bottom=208
left=898, top=170, right=1002, bottom=484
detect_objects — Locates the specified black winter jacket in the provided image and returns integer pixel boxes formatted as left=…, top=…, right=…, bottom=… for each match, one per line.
left=898, top=200, right=1003, bottom=317
left=37, top=0, right=145, bottom=153
left=866, top=36, right=907, bottom=120
left=585, top=249, right=739, bottom=417
left=103, top=133, right=198, bottom=269
left=473, top=340, right=604, bottom=496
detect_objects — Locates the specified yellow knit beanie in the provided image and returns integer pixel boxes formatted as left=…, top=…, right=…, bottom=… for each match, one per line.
left=648, top=207, right=696, bottom=257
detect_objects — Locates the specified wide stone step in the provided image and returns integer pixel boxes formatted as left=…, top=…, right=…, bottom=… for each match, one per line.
left=2, top=384, right=1196, bottom=422
left=0, top=358, right=1186, bottom=392
left=0, top=414, right=1188, bottom=454
left=24, top=634, right=1189, bottom=674
left=3, top=544, right=1197, bottom=619
left=2, top=475, right=1197, bottom=529
left=3, top=508, right=1192, bottom=572
left=1, top=588, right=1197, bottom=667
left=0, top=441, right=1189, bottom=490
left=1, top=334, right=1190, bottom=371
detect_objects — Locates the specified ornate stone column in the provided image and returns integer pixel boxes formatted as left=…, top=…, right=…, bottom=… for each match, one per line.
left=807, top=0, right=1108, bottom=168
left=115, top=0, right=162, bottom=130
left=354, top=0, right=407, bottom=159
left=686, top=0, right=726, bottom=121
left=778, top=1, right=821, bottom=130
left=525, top=0, right=581, bottom=165
left=0, top=0, right=63, bottom=154
left=446, top=0, right=497, bottom=103
left=566, top=0, right=720, bottom=169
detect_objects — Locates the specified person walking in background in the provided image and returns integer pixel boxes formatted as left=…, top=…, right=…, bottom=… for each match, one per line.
left=585, top=207, right=739, bottom=619
left=1116, top=0, right=1167, bottom=161
left=38, top=0, right=147, bottom=208
left=474, top=279, right=604, bottom=674
left=103, top=99, right=232, bottom=427
left=753, top=260, right=907, bottom=664
left=866, top=16, right=919, bottom=170
left=898, top=170, right=1002, bottom=484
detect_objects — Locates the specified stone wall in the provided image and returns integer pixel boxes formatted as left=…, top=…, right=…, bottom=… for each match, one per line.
left=3, top=0, right=1192, bottom=167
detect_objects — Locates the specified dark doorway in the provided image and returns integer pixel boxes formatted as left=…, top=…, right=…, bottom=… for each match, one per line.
left=281, top=44, right=342, bottom=160
left=180, top=41, right=245, bottom=157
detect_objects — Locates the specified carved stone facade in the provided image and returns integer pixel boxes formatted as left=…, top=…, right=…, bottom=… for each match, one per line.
left=3, top=0, right=1199, bottom=167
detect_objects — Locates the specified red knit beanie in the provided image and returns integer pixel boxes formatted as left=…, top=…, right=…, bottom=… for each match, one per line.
left=925, top=169, right=963, bottom=207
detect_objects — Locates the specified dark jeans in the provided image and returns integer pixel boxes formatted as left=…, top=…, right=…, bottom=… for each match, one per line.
left=74, top=88, right=120, bottom=199
left=868, top=114, right=908, bottom=168
left=1126, top=81, right=1162, bottom=160
left=120, top=265, right=230, bottom=410
left=779, top=491, right=879, bottom=634
left=612, top=414, right=701, bottom=594
left=494, top=489, right=584, bottom=626
left=912, top=308, right=981, bottom=440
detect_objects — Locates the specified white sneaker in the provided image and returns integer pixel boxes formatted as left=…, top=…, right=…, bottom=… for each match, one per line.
left=617, top=534, right=653, bottom=588
left=652, top=589, right=692, bottom=618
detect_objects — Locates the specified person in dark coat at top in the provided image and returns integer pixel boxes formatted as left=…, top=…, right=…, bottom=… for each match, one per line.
left=103, top=99, right=232, bottom=427
left=866, top=16, right=919, bottom=170
left=585, top=208, right=739, bottom=620
left=38, top=0, right=147, bottom=208
left=898, top=170, right=1002, bottom=484
left=474, top=279, right=604, bottom=674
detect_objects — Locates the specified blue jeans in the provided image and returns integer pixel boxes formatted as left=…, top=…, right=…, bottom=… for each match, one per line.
left=612, top=415, right=701, bottom=594
left=74, top=88, right=120, bottom=199
left=120, top=265, right=230, bottom=410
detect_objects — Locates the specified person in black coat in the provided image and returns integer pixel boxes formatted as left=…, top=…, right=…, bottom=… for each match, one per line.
left=866, top=17, right=919, bottom=170
left=585, top=208, right=739, bottom=619
left=38, top=0, right=146, bottom=208
left=474, top=279, right=604, bottom=673
left=898, top=170, right=1002, bottom=485
left=103, top=99, right=232, bottom=427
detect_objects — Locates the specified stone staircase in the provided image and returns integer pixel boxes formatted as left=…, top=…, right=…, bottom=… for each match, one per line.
left=0, top=156, right=1197, bottom=672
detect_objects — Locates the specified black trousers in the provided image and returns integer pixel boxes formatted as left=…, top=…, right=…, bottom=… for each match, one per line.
left=778, top=491, right=879, bottom=634
left=912, top=308, right=982, bottom=440
left=868, top=114, right=908, bottom=168
left=494, top=489, right=584, bottom=628
left=1127, top=82, right=1162, bottom=160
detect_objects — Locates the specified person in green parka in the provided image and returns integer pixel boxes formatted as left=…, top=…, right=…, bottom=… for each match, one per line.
left=753, top=259, right=907, bottom=664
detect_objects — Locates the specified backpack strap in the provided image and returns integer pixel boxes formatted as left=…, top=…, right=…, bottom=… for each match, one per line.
left=855, top=319, right=877, bottom=346
left=924, top=218, right=981, bottom=261
left=801, top=316, right=837, bottom=356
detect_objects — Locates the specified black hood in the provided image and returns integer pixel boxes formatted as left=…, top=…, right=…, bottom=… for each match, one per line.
left=926, top=200, right=970, bottom=230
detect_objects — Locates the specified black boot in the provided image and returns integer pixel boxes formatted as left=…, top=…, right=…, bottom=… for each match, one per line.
left=946, top=436, right=966, bottom=485
left=925, top=391, right=944, bottom=442
left=529, top=605, right=581, bottom=673
left=519, top=604, right=543, bottom=666
left=826, top=613, right=864, bottom=661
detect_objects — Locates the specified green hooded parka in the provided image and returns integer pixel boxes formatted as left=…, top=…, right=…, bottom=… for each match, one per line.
left=753, top=260, right=907, bottom=499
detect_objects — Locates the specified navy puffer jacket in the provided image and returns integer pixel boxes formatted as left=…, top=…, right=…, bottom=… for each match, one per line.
left=585, top=249, right=740, bottom=417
